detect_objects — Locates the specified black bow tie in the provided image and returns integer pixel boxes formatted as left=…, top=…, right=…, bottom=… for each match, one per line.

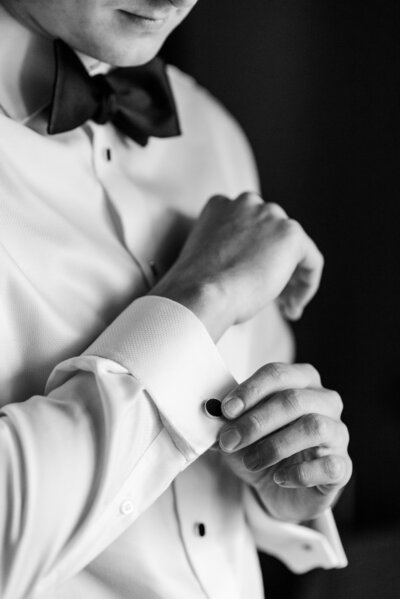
left=48, top=40, right=181, bottom=146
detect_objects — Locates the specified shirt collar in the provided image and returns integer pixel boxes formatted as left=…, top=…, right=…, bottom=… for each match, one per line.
left=0, top=5, right=111, bottom=124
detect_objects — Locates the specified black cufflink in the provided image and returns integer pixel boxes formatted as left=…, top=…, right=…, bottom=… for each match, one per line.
left=203, top=398, right=223, bottom=419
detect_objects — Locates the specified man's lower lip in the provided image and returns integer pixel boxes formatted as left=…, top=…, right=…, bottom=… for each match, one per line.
left=118, top=10, right=167, bottom=31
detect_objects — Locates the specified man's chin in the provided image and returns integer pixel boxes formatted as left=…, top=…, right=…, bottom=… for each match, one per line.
left=76, top=36, right=165, bottom=67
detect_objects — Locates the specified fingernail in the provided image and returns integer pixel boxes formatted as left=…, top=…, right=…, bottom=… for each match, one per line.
left=273, top=471, right=286, bottom=485
left=222, top=396, right=244, bottom=419
left=219, top=428, right=241, bottom=452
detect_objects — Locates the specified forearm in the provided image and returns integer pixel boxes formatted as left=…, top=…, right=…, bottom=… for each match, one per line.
left=0, top=296, right=236, bottom=599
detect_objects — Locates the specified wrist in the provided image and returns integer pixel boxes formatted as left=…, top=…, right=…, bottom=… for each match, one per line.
left=149, top=276, right=233, bottom=342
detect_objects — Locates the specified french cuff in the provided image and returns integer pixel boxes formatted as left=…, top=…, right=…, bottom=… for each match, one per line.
left=83, top=296, right=236, bottom=460
left=243, top=486, right=348, bottom=573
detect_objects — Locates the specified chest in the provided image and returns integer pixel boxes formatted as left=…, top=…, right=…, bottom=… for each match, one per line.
left=0, top=119, right=251, bottom=403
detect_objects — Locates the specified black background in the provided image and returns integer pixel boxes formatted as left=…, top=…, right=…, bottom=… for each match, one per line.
left=163, top=1, right=400, bottom=597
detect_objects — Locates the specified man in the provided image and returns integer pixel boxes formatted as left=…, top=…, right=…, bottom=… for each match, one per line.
left=0, top=1, right=351, bottom=598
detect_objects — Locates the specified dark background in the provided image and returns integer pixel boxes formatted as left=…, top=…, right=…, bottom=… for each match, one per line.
left=163, top=1, right=400, bottom=597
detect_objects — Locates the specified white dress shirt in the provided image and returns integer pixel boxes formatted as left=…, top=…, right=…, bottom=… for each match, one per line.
left=0, top=6, right=347, bottom=599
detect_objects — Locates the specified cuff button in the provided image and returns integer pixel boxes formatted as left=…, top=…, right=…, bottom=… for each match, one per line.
left=120, top=500, right=134, bottom=516
left=203, top=398, right=222, bottom=419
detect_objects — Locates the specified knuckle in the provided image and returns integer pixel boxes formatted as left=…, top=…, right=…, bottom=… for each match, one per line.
left=265, top=362, right=287, bottom=384
left=301, top=363, right=321, bottom=384
left=282, top=218, right=302, bottom=237
left=328, top=390, right=344, bottom=415
left=281, top=388, right=302, bottom=414
left=246, top=411, right=264, bottom=436
left=304, top=413, right=328, bottom=440
left=264, top=201, right=280, bottom=210
left=324, top=456, right=344, bottom=482
left=295, top=464, right=312, bottom=486
left=237, top=190, right=262, bottom=204
left=208, top=194, right=228, bottom=207
left=263, top=201, right=283, bottom=216
left=238, top=378, right=257, bottom=405
left=314, top=445, right=328, bottom=459
left=267, top=436, right=284, bottom=463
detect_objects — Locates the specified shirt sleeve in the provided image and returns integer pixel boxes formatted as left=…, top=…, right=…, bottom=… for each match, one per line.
left=243, top=486, right=348, bottom=573
left=0, top=295, right=346, bottom=599
left=0, top=296, right=236, bottom=599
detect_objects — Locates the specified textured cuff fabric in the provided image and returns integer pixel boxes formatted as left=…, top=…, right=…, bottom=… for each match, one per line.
left=83, top=296, right=236, bottom=460
left=244, top=486, right=348, bottom=573
left=83, top=295, right=347, bottom=573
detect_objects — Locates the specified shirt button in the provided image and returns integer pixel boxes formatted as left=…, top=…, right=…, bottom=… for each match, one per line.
left=103, top=148, right=112, bottom=161
left=194, top=522, right=206, bottom=537
left=203, top=398, right=222, bottom=419
left=120, top=500, right=134, bottom=516
left=301, top=543, right=312, bottom=551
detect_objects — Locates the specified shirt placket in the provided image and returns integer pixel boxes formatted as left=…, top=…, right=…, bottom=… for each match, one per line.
left=173, top=460, right=241, bottom=599
left=89, top=123, right=159, bottom=290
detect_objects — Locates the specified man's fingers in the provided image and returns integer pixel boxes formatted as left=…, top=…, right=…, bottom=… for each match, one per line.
left=263, top=201, right=289, bottom=219
left=235, top=193, right=288, bottom=218
left=239, top=415, right=346, bottom=470
left=235, top=190, right=264, bottom=206
left=231, top=415, right=347, bottom=469
left=273, top=455, right=352, bottom=491
left=279, top=234, right=324, bottom=321
left=219, top=387, right=344, bottom=452
left=222, top=362, right=322, bottom=420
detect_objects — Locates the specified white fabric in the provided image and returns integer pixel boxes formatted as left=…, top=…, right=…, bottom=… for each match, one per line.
left=0, top=6, right=347, bottom=599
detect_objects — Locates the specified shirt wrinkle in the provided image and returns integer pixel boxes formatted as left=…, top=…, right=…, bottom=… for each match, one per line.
left=0, top=8, right=347, bottom=599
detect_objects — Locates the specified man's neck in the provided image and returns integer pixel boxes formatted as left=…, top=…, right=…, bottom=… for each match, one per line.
left=0, top=4, right=55, bottom=121
left=0, top=5, right=111, bottom=123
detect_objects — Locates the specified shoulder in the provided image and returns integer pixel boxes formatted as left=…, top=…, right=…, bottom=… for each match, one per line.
left=167, top=65, right=260, bottom=193
left=168, top=66, right=243, bottom=141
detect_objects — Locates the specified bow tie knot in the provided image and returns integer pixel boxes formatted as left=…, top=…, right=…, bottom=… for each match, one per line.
left=48, top=40, right=181, bottom=146
left=91, top=75, right=119, bottom=125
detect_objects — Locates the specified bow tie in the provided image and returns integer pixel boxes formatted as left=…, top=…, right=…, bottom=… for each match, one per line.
left=47, top=40, right=181, bottom=146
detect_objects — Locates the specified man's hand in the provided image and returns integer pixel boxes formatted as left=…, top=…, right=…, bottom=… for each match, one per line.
left=218, top=363, right=352, bottom=522
left=151, top=192, right=324, bottom=341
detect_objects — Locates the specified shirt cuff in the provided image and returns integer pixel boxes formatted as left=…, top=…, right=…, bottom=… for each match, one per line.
left=243, top=486, right=348, bottom=573
left=83, top=296, right=236, bottom=461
